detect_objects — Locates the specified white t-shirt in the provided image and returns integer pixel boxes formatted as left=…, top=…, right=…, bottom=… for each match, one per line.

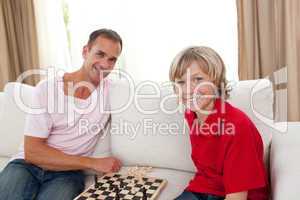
left=13, top=76, right=110, bottom=159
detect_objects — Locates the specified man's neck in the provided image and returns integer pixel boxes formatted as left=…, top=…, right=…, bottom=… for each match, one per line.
left=63, top=68, right=98, bottom=99
left=67, top=68, right=88, bottom=83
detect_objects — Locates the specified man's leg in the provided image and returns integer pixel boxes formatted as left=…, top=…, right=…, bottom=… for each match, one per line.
left=0, top=159, right=40, bottom=200
left=36, top=170, right=85, bottom=200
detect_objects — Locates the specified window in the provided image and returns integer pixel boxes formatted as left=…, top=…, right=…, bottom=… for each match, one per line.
left=65, top=0, right=238, bottom=82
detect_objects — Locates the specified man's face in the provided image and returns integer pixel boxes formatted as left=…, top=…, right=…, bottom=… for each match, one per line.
left=82, top=36, right=121, bottom=85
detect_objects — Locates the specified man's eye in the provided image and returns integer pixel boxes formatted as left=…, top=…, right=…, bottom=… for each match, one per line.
left=97, top=52, right=105, bottom=57
left=109, top=58, right=117, bottom=63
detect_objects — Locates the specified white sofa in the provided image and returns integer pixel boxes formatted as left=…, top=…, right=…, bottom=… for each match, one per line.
left=0, top=79, right=299, bottom=200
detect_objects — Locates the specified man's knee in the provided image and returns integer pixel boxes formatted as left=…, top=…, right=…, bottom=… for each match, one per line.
left=36, top=172, right=85, bottom=200
left=0, top=160, right=38, bottom=199
left=54, top=181, right=84, bottom=200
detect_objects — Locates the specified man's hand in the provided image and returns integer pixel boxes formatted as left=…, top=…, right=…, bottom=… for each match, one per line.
left=90, top=157, right=122, bottom=173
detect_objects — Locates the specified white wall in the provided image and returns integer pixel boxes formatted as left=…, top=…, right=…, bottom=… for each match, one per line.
left=66, top=0, right=238, bottom=82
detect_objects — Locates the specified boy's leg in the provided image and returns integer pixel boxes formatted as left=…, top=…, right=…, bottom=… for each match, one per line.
left=174, top=190, right=201, bottom=200
left=0, top=159, right=40, bottom=200
left=175, top=190, right=225, bottom=200
left=206, top=194, right=225, bottom=200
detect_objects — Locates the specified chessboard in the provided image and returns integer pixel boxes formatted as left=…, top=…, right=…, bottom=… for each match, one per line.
left=74, top=173, right=167, bottom=200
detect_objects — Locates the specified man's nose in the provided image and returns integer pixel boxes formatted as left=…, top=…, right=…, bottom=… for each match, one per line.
left=98, top=59, right=111, bottom=69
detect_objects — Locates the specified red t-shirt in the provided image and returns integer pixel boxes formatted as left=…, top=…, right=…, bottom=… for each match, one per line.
left=185, top=98, right=269, bottom=200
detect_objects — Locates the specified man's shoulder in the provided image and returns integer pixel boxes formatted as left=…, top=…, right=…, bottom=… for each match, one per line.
left=35, top=76, right=61, bottom=92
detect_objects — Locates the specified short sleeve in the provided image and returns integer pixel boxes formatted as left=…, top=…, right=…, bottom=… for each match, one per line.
left=223, top=118, right=267, bottom=194
left=24, top=83, right=52, bottom=138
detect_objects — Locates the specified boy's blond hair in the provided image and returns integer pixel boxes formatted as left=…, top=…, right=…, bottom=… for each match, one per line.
left=169, top=46, right=230, bottom=99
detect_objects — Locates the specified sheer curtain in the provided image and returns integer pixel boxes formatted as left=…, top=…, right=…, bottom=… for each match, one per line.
left=33, top=0, right=71, bottom=71
left=66, top=0, right=238, bottom=82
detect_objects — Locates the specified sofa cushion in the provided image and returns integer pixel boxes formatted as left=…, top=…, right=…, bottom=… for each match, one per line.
left=0, top=92, right=4, bottom=118
left=270, top=122, right=300, bottom=200
left=0, top=156, right=10, bottom=171
left=4, top=82, right=34, bottom=106
left=110, top=80, right=196, bottom=172
left=0, top=92, right=27, bottom=157
left=0, top=83, right=34, bottom=158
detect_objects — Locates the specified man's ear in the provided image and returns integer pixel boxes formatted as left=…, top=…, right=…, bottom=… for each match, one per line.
left=82, top=45, right=89, bottom=59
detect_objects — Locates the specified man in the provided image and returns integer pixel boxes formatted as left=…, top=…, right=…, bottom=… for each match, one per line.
left=0, top=29, right=123, bottom=200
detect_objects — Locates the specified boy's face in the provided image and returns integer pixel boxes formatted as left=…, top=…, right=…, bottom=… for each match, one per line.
left=175, top=61, right=218, bottom=112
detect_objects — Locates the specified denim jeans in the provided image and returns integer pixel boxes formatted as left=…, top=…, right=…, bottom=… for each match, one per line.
left=0, top=159, right=85, bottom=200
left=175, top=190, right=225, bottom=200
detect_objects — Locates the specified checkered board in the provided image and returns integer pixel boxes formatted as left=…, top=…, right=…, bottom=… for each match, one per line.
left=74, top=173, right=167, bottom=200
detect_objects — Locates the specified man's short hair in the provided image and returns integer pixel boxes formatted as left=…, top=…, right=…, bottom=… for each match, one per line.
left=87, top=28, right=123, bottom=50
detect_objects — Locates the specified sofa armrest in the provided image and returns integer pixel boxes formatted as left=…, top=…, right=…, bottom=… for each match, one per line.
left=270, top=122, right=300, bottom=200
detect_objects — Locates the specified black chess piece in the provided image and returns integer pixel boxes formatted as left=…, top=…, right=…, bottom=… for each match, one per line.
left=94, top=175, right=98, bottom=188
left=120, top=180, right=125, bottom=188
left=114, top=185, right=119, bottom=192
left=142, top=187, right=147, bottom=200
left=109, top=183, right=114, bottom=191
left=115, top=186, right=120, bottom=200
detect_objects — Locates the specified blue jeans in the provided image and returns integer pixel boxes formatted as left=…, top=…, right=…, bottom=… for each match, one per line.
left=0, top=159, right=85, bottom=200
left=175, top=190, right=225, bottom=200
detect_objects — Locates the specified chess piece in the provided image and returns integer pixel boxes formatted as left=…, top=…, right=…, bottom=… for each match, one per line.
left=120, top=180, right=125, bottom=188
left=115, top=193, right=120, bottom=200
left=115, top=186, right=120, bottom=200
left=94, top=175, right=98, bottom=188
left=142, top=187, right=147, bottom=200
left=109, top=183, right=114, bottom=191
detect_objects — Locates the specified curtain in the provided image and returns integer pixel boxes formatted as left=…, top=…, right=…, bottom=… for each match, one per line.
left=0, top=0, right=40, bottom=90
left=33, top=0, right=71, bottom=71
left=237, top=0, right=300, bottom=121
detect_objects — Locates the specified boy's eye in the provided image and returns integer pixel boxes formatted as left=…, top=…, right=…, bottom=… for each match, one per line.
left=175, top=80, right=185, bottom=85
left=194, top=77, right=203, bottom=82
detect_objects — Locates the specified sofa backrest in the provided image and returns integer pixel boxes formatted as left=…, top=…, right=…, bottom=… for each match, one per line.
left=110, top=79, right=196, bottom=172
left=109, top=79, right=274, bottom=172
left=0, top=83, right=34, bottom=157
left=0, top=79, right=274, bottom=173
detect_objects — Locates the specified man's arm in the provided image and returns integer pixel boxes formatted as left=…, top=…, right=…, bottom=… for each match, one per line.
left=225, top=191, right=247, bottom=200
left=24, top=135, right=121, bottom=172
